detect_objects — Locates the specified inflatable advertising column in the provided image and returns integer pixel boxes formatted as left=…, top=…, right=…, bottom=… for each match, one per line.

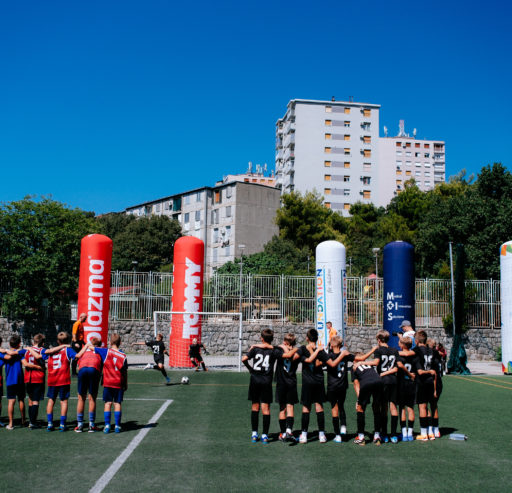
left=500, top=242, right=512, bottom=374
left=169, top=236, right=204, bottom=367
left=77, top=234, right=113, bottom=346
left=316, top=241, right=346, bottom=348
left=383, top=241, right=415, bottom=349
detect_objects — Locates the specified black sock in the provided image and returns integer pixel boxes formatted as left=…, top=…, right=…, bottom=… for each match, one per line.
left=201, top=362, right=206, bottom=371
left=420, top=417, right=428, bottom=429
left=286, top=416, right=294, bottom=431
left=400, top=419, right=406, bottom=429
left=28, top=405, right=34, bottom=424
left=160, top=367, right=168, bottom=378
left=301, top=412, right=310, bottom=432
left=251, top=411, right=259, bottom=433
left=391, top=415, right=398, bottom=435
left=409, top=418, right=415, bottom=429
left=433, top=417, right=439, bottom=427
left=279, top=418, right=286, bottom=433
left=373, top=412, right=380, bottom=434
left=381, top=413, right=388, bottom=435
left=357, top=411, right=365, bottom=435
left=339, top=406, right=347, bottom=427
left=33, top=404, right=39, bottom=422
left=316, top=411, right=325, bottom=432
left=262, top=414, right=270, bottom=435
left=332, top=417, right=340, bottom=435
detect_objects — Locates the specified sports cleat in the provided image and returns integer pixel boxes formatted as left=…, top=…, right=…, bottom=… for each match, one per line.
left=334, top=435, right=342, bottom=443
left=428, top=433, right=436, bottom=441
left=251, top=433, right=258, bottom=443
left=74, top=424, right=84, bottom=433
left=383, top=435, right=390, bottom=443
left=5, top=424, right=14, bottom=430
left=261, top=434, right=269, bottom=443
left=115, top=426, right=122, bottom=434
left=390, top=435, right=398, bottom=444
left=59, top=425, right=67, bottom=432
left=143, top=363, right=153, bottom=370
left=319, top=432, right=327, bottom=443
left=47, top=424, right=54, bottom=432
left=434, top=430, right=441, bottom=438
left=407, top=435, right=414, bottom=442
left=299, top=432, right=308, bottom=444
left=88, top=425, right=100, bottom=433
left=340, top=425, right=347, bottom=435
left=285, top=432, right=296, bottom=442
left=416, top=434, right=429, bottom=441
left=354, top=436, right=366, bottom=445
left=166, top=377, right=171, bottom=385
left=278, top=433, right=286, bottom=443
left=373, top=435, right=382, bottom=446
left=104, top=424, right=111, bottom=434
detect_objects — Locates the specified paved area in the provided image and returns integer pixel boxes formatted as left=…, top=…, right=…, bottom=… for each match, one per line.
left=128, top=353, right=504, bottom=375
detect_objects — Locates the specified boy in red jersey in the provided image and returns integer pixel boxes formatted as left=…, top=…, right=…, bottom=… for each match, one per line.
left=75, top=337, right=103, bottom=433
left=40, top=331, right=87, bottom=432
left=22, top=333, right=46, bottom=429
left=91, top=333, right=128, bottom=434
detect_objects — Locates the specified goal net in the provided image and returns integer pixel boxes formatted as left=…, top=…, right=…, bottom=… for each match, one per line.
left=153, top=311, right=243, bottom=371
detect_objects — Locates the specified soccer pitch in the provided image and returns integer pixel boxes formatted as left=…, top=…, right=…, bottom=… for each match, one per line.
left=1, top=371, right=511, bottom=492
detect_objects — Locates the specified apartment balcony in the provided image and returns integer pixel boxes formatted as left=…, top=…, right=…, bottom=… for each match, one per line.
left=283, top=133, right=295, bottom=148
left=283, top=148, right=295, bottom=160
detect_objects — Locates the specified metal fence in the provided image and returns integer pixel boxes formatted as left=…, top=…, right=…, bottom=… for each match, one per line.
left=107, top=272, right=502, bottom=329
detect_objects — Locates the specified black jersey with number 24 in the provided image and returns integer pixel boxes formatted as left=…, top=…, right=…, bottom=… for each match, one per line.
left=246, top=346, right=277, bottom=385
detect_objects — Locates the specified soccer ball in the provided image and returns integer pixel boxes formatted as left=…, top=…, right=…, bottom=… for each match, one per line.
left=181, top=376, right=190, bottom=385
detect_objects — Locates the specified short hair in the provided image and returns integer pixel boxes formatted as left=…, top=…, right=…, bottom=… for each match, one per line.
left=415, top=330, right=427, bottom=344
left=157, top=333, right=163, bottom=341
left=110, top=334, right=121, bottom=347
left=307, top=328, right=318, bottom=343
left=401, top=336, right=412, bottom=349
left=426, top=338, right=436, bottom=349
left=330, top=335, right=342, bottom=348
left=33, top=333, right=45, bottom=346
left=9, top=334, right=21, bottom=348
left=90, top=337, right=102, bottom=347
left=261, top=328, right=274, bottom=344
left=57, top=332, right=71, bottom=344
left=284, top=333, right=296, bottom=347
left=376, top=330, right=390, bottom=343
left=326, top=321, right=332, bottom=327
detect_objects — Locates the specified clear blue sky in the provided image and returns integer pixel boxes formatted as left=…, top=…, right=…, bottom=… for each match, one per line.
left=1, top=0, right=510, bottom=214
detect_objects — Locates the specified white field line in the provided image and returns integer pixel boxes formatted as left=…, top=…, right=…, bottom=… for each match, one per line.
left=69, top=397, right=168, bottom=401
left=89, top=399, right=173, bottom=493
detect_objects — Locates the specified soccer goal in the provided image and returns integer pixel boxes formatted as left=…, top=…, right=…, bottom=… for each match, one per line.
left=153, top=311, right=243, bottom=371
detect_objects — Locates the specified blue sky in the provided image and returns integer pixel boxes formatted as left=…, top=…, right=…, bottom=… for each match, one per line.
left=1, top=0, right=510, bottom=214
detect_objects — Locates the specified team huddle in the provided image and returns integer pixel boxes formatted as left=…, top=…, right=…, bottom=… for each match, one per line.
left=0, top=331, right=127, bottom=433
left=242, top=324, right=444, bottom=445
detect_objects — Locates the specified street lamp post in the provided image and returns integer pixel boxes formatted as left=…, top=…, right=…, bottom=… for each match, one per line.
left=372, top=248, right=380, bottom=327
left=238, top=244, right=245, bottom=320
left=131, top=260, right=138, bottom=320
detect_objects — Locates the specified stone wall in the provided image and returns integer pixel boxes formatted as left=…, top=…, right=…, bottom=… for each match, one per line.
left=0, top=317, right=501, bottom=360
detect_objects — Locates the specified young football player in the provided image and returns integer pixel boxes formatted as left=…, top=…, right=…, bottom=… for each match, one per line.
left=274, top=333, right=300, bottom=441
left=133, top=334, right=170, bottom=384
left=0, top=337, right=4, bottom=426
left=396, top=337, right=417, bottom=441
left=241, top=328, right=277, bottom=444
left=352, top=356, right=383, bottom=445
left=428, top=338, right=443, bottom=438
left=75, top=337, right=103, bottom=433
left=41, top=332, right=86, bottom=432
left=414, top=330, right=437, bottom=441
left=368, top=330, right=400, bottom=443
left=189, top=337, right=209, bottom=372
left=92, top=334, right=128, bottom=434
left=22, top=333, right=46, bottom=428
left=297, top=328, right=328, bottom=444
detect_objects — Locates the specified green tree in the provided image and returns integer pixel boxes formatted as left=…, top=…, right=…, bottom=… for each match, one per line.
left=0, top=197, right=99, bottom=324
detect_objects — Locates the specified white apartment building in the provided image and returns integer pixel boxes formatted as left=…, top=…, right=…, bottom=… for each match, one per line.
left=125, top=180, right=280, bottom=277
left=378, top=121, right=446, bottom=204
left=275, top=99, right=381, bottom=216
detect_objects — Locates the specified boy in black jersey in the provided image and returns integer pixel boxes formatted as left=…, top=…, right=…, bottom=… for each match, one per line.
left=396, top=337, right=417, bottom=441
left=325, top=336, right=375, bottom=443
left=369, top=330, right=400, bottom=443
left=274, top=333, right=300, bottom=441
left=413, top=330, right=437, bottom=441
left=352, top=359, right=383, bottom=445
left=297, top=328, right=328, bottom=444
left=242, top=328, right=277, bottom=443
left=189, top=338, right=208, bottom=372
left=428, top=338, right=442, bottom=438
left=132, top=334, right=171, bottom=384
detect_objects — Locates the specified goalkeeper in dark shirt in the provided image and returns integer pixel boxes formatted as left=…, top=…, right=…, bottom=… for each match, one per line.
left=189, top=338, right=208, bottom=372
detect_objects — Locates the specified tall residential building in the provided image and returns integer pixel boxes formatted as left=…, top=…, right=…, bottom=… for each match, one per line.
left=125, top=180, right=280, bottom=277
left=275, top=98, right=381, bottom=216
left=378, top=120, right=446, bottom=204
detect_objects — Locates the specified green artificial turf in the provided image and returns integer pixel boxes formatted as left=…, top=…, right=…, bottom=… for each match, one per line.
left=0, top=372, right=511, bottom=492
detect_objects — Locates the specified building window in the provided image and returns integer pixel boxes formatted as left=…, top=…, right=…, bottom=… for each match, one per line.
left=424, top=143, right=430, bottom=148
left=396, top=142, right=401, bottom=147
left=424, top=162, right=431, bottom=167
left=397, top=151, right=403, bottom=156
left=196, top=191, right=202, bottom=202
left=344, top=203, right=350, bottom=210
left=344, top=107, right=350, bottom=114
left=184, top=195, right=191, bottom=205
left=325, top=202, right=331, bottom=209
left=225, top=206, right=232, bottom=217
left=415, top=171, right=421, bottom=176
left=406, top=161, right=412, bottom=166
left=211, top=209, right=219, bottom=224
left=344, top=175, right=350, bottom=182
left=406, top=170, right=411, bottom=176
left=225, top=245, right=231, bottom=257
left=226, top=225, right=231, bottom=237
left=324, top=174, right=332, bottom=181
left=362, top=176, right=371, bottom=185
left=406, top=142, right=411, bottom=148
left=344, top=189, right=350, bottom=196
left=406, top=151, right=411, bottom=157
left=325, top=147, right=332, bottom=153
left=344, top=121, right=350, bottom=127
left=324, top=188, right=331, bottom=195
left=213, top=228, right=219, bottom=243
left=344, top=135, right=350, bottom=141
left=163, top=201, right=170, bottom=210
left=361, top=122, right=371, bottom=131
left=184, top=213, right=190, bottom=223
left=324, top=161, right=332, bottom=167
left=425, top=171, right=431, bottom=177
left=325, top=133, right=332, bottom=140
left=325, top=106, right=332, bottom=113
left=344, top=162, right=350, bottom=168
left=415, top=143, right=420, bottom=148
left=226, top=186, right=232, bottom=198
left=363, top=162, right=371, bottom=171
left=425, top=153, right=430, bottom=158
left=415, top=162, right=421, bottom=167
left=155, top=204, right=161, bottom=212
left=325, top=119, right=332, bottom=126
left=363, top=190, right=371, bottom=199
left=363, top=136, right=371, bottom=144
left=396, top=180, right=402, bottom=186
left=363, top=149, right=371, bottom=157
left=195, top=210, right=201, bottom=221
left=363, top=109, right=371, bottom=117
left=415, top=152, right=421, bottom=157
left=396, top=170, right=402, bottom=175
left=344, top=148, right=350, bottom=155
left=213, top=248, right=218, bottom=263
left=214, top=190, right=221, bottom=204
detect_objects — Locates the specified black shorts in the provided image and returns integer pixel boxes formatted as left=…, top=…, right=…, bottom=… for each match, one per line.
left=248, top=380, right=273, bottom=404
left=416, top=381, right=435, bottom=405
left=6, top=383, right=26, bottom=400
left=26, top=383, right=45, bottom=402
left=153, top=356, right=165, bottom=365
left=434, top=379, right=443, bottom=402
left=357, top=380, right=383, bottom=408
left=276, top=382, right=298, bottom=405
left=381, top=383, right=398, bottom=404
left=327, top=387, right=347, bottom=408
left=398, top=380, right=416, bottom=408
left=191, top=355, right=203, bottom=363
left=301, top=381, right=326, bottom=407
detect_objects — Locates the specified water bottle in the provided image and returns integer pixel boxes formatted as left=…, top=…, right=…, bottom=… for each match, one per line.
left=449, top=433, right=467, bottom=440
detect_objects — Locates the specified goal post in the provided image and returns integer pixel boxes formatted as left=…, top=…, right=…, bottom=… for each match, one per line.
left=153, top=311, right=243, bottom=371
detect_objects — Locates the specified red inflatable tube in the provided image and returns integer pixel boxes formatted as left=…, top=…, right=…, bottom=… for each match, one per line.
left=169, top=236, right=204, bottom=367
left=77, top=234, right=113, bottom=346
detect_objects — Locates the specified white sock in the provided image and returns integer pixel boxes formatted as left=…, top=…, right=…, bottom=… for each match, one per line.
left=428, top=426, right=433, bottom=435
left=408, top=427, right=413, bottom=437
left=421, top=427, right=427, bottom=436
left=340, top=425, right=347, bottom=434
left=252, top=431, right=258, bottom=436
left=301, top=431, right=307, bottom=437
left=402, top=427, right=407, bottom=437
left=434, top=426, right=439, bottom=434
left=358, top=433, right=365, bottom=439
left=286, top=428, right=292, bottom=434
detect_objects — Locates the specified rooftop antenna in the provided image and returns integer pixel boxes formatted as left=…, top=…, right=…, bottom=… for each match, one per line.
left=263, top=163, right=267, bottom=174
left=383, top=126, right=388, bottom=137
left=332, top=96, right=335, bottom=102
left=398, top=119, right=406, bottom=137
left=413, top=128, right=417, bottom=138
left=247, top=161, right=252, bottom=173
left=349, top=95, right=354, bottom=102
